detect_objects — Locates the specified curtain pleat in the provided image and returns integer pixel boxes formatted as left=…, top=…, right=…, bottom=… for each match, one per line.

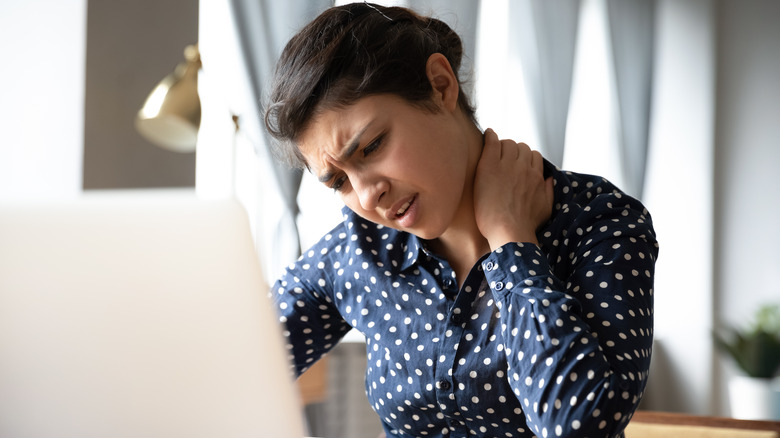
left=228, top=0, right=333, bottom=274
left=606, top=0, right=656, bottom=199
left=508, top=0, right=581, bottom=167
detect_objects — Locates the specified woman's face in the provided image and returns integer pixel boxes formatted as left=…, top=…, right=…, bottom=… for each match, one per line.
left=297, top=94, right=474, bottom=240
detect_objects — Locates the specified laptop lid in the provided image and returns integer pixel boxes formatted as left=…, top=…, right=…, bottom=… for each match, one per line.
left=0, top=193, right=305, bottom=438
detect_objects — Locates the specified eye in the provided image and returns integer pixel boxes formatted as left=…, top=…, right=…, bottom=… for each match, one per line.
left=331, top=175, right=348, bottom=193
left=362, top=134, right=384, bottom=157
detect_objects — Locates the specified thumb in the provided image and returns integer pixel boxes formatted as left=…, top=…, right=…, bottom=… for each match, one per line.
left=481, top=128, right=500, bottom=161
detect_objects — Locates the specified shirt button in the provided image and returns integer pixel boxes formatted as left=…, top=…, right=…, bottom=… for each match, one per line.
left=450, top=312, right=461, bottom=324
left=438, top=380, right=451, bottom=391
left=494, top=281, right=504, bottom=291
left=484, top=261, right=494, bottom=271
left=443, top=278, right=455, bottom=289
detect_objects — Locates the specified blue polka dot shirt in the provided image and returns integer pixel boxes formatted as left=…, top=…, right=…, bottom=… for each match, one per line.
left=272, top=164, right=659, bottom=438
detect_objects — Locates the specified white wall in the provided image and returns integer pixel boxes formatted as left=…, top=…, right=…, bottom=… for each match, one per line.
left=0, top=0, right=87, bottom=200
left=715, top=0, right=780, bottom=337
left=714, top=0, right=780, bottom=415
left=644, top=0, right=780, bottom=417
left=643, top=0, right=717, bottom=415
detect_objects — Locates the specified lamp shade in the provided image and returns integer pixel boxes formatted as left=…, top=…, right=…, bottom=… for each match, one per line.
left=136, top=45, right=201, bottom=153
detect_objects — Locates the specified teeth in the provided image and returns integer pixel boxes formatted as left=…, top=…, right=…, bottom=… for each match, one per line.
left=396, top=200, right=412, bottom=216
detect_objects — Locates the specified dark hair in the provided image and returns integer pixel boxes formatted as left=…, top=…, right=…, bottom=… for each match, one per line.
left=264, top=2, right=477, bottom=169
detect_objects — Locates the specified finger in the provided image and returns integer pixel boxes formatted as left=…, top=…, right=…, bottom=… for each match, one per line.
left=499, top=139, right=520, bottom=160
left=531, top=150, right=544, bottom=172
left=482, top=128, right=501, bottom=161
left=513, top=141, right=532, bottom=162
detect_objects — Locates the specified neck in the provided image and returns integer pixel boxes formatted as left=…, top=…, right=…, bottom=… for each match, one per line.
left=428, top=120, right=490, bottom=281
left=432, top=223, right=490, bottom=272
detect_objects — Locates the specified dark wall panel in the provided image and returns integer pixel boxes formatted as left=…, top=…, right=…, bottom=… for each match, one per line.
left=83, top=0, right=198, bottom=189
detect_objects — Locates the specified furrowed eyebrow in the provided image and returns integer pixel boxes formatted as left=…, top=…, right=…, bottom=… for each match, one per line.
left=316, top=124, right=371, bottom=184
left=318, top=170, right=336, bottom=184
left=340, top=126, right=368, bottom=161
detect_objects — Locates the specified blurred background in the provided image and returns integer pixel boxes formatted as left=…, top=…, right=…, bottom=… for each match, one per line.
left=1, top=0, right=779, bottom=436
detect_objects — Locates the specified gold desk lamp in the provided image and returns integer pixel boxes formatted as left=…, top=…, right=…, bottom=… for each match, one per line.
left=136, top=44, right=201, bottom=153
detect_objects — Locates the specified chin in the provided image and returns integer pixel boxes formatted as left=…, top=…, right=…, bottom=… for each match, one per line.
left=408, top=225, right=447, bottom=241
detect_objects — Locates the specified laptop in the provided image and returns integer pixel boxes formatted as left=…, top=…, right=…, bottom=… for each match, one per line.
left=0, top=193, right=306, bottom=438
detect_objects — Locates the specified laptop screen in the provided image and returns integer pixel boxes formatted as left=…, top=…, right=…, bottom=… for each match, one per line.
left=0, top=193, right=306, bottom=438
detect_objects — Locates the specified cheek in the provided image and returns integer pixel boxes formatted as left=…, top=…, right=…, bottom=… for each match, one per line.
left=339, top=192, right=355, bottom=209
left=340, top=192, right=368, bottom=215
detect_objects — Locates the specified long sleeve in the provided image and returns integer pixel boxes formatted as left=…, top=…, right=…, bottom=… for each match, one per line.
left=481, top=187, right=657, bottom=438
left=270, top=231, right=354, bottom=376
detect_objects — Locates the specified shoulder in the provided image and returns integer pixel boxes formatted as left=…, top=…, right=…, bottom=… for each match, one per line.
left=551, top=165, right=653, bottom=226
left=543, top=164, right=658, bottom=259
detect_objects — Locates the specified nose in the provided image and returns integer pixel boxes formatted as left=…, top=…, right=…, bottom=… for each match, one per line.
left=351, top=172, right=388, bottom=211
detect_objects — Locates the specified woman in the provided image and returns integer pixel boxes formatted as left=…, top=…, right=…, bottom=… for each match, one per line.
left=264, top=3, right=658, bottom=437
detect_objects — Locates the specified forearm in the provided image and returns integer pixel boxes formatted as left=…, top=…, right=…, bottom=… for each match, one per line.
left=483, top=241, right=654, bottom=437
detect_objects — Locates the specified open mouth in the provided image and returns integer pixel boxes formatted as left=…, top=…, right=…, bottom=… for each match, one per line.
left=386, top=194, right=418, bottom=226
left=395, top=197, right=414, bottom=217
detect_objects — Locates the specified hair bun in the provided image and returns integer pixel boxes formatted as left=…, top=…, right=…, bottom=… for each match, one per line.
left=422, top=16, right=464, bottom=73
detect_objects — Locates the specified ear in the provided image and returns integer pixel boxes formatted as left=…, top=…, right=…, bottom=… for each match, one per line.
left=425, top=53, right=459, bottom=112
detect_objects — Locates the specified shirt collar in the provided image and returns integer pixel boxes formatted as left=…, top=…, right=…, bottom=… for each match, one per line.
left=341, top=206, right=427, bottom=272
left=400, top=234, right=428, bottom=271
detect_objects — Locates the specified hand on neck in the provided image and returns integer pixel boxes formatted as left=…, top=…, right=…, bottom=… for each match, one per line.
left=427, top=118, right=492, bottom=278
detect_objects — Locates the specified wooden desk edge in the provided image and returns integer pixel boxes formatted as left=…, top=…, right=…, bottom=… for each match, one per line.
left=631, top=410, right=780, bottom=432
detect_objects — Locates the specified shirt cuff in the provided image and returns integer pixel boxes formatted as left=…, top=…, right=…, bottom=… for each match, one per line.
left=480, top=242, right=557, bottom=295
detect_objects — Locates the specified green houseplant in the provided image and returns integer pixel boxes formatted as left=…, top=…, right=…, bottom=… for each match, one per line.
left=714, top=304, right=780, bottom=420
left=715, top=304, right=780, bottom=378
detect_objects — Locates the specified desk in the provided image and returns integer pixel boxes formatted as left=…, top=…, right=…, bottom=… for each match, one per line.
left=627, top=411, right=780, bottom=437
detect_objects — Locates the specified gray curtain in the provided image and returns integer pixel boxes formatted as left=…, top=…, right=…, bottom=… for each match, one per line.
left=508, top=0, right=581, bottom=167
left=606, top=0, right=656, bottom=199
left=229, top=0, right=333, bottom=272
